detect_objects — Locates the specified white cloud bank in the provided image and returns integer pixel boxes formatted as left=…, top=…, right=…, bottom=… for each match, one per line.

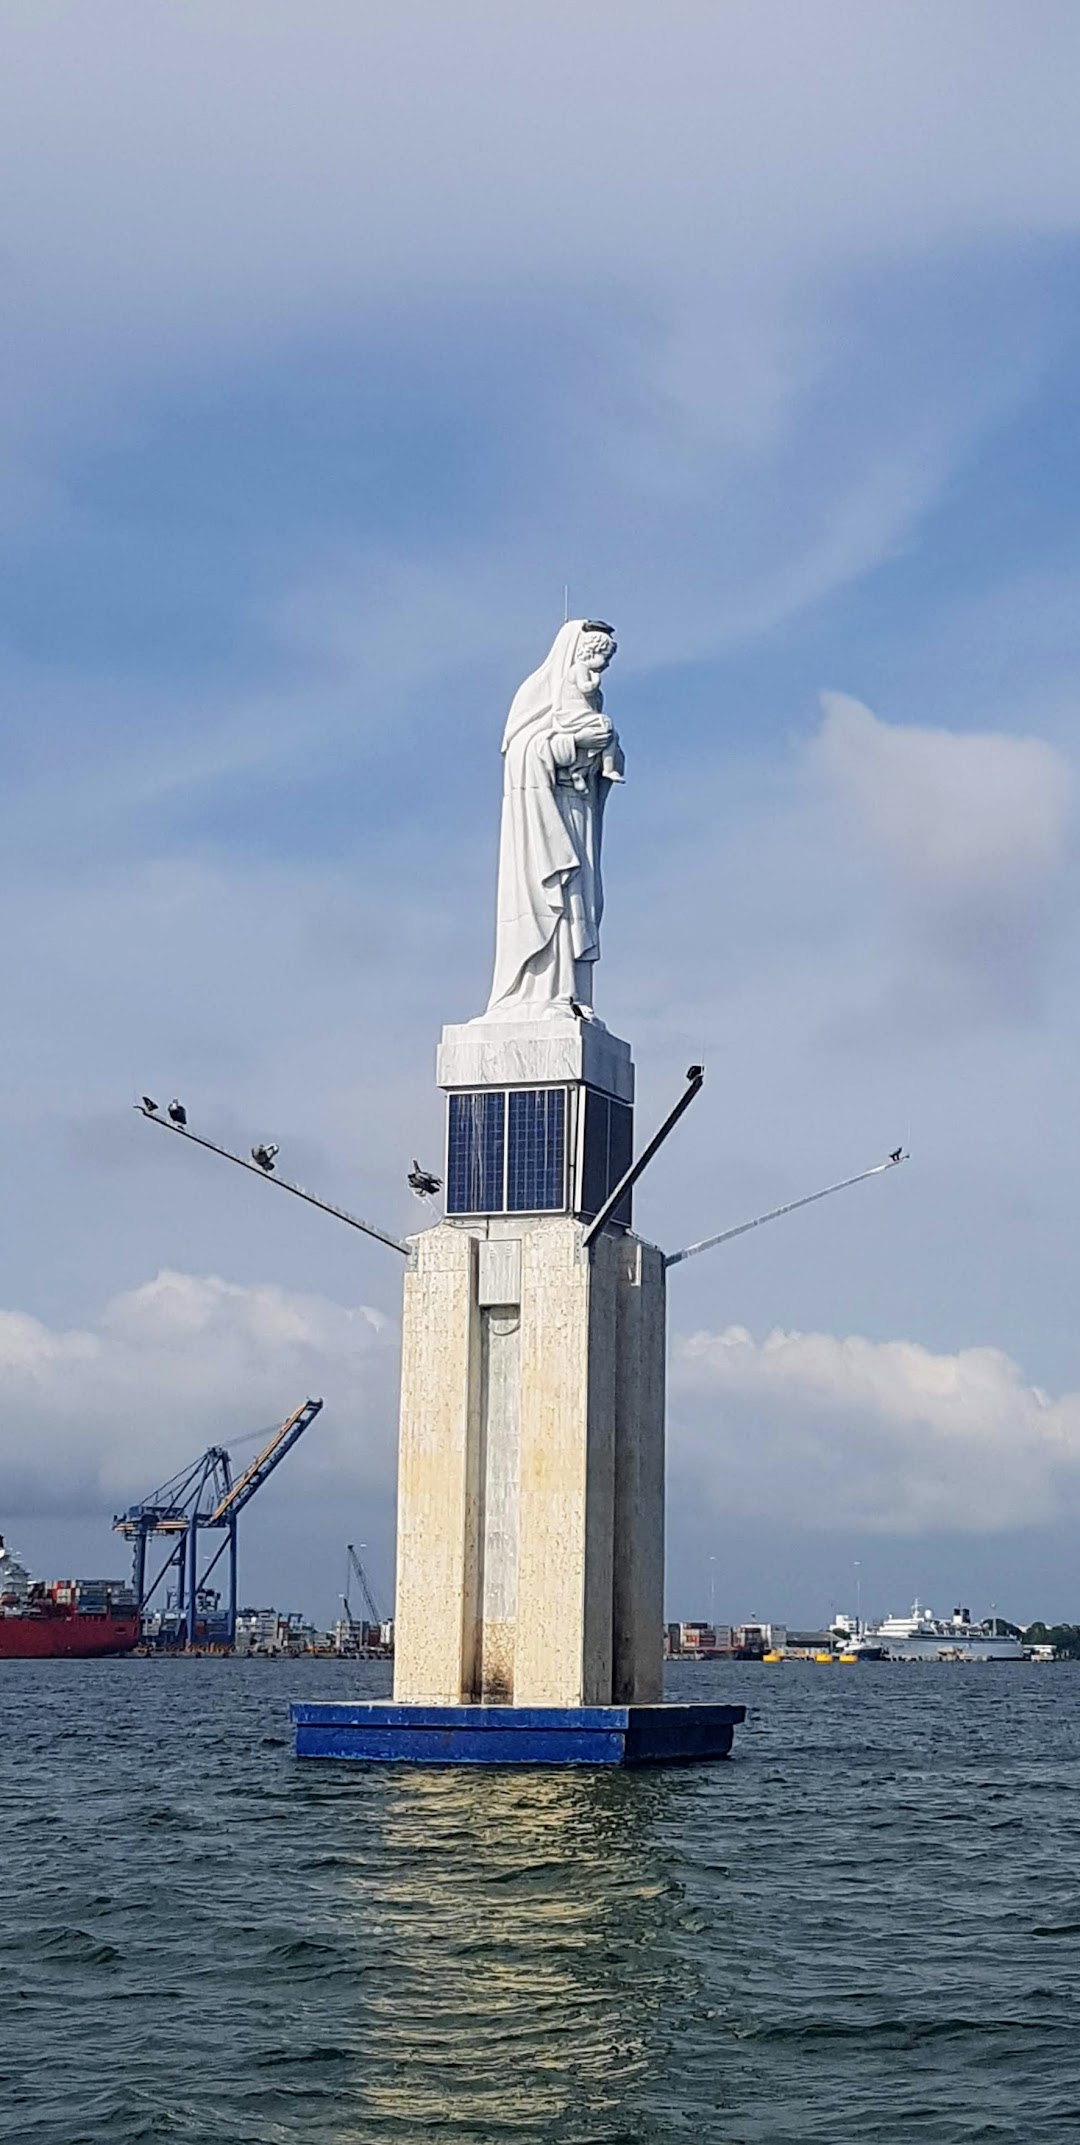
left=814, top=694, right=1072, bottom=1020
left=0, top=1271, right=398, bottom=1520
left=3, top=1264, right=1078, bottom=1549
left=673, top=1325, right=1080, bottom=1535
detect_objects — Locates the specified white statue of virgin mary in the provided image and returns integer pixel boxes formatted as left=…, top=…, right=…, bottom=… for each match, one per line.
left=486, top=619, right=623, bottom=1020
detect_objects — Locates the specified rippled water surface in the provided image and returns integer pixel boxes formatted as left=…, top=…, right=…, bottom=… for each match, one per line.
left=3, top=1658, right=1080, bottom=2144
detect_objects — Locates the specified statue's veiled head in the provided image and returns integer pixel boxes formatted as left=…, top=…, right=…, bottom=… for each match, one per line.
left=502, top=618, right=619, bottom=752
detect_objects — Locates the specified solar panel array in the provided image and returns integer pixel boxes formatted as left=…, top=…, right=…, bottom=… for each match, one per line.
left=445, top=1084, right=633, bottom=1222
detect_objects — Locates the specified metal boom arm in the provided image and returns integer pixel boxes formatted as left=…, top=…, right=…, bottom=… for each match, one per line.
left=138, top=1106, right=407, bottom=1254
left=664, top=1152, right=907, bottom=1270
left=582, top=1065, right=705, bottom=1249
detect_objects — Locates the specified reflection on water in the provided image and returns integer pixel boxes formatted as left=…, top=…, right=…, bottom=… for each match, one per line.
left=339, top=1767, right=699, bottom=2140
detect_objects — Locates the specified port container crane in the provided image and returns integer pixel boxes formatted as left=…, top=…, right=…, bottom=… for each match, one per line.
left=337, top=1542, right=386, bottom=1655
left=344, top=1542, right=383, bottom=1626
left=113, top=1399, right=323, bottom=1648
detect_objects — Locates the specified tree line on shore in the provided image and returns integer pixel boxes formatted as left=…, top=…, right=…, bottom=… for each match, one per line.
left=1021, top=1623, right=1080, bottom=1658
left=996, top=1620, right=1080, bottom=1657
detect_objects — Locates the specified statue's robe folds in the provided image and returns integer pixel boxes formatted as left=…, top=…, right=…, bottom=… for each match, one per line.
left=487, top=622, right=617, bottom=1015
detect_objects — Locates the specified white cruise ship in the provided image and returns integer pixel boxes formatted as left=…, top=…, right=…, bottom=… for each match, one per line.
left=870, top=1601, right=1025, bottom=1662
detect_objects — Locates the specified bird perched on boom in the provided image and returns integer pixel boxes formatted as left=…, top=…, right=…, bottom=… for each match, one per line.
left=168, top=1099, right=187, bottom=1127
left=141, top=1096, right=158, bottom=1114
left=251, top=1143, right=279, bottom=1173
left=408, top=1160, right=442, bottom=1199
left=890, top=1147, right=903, bottom=1164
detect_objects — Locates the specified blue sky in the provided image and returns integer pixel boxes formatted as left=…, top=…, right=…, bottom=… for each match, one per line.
left=4, top=2, right=1080, bottom=1628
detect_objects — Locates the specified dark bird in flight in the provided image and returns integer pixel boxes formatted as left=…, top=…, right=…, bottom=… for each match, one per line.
left=408, top=1160, right=442, bottom=1198
left=167, top=1099, right=187, bottom=1127
left=889, top=1147, right=903, bottom=1164
left=251, top=1143, right=279, bottom=1173
left=686, top=1064, right=704, bottom=1082
left=141, top=1096, right=158, bottom=1114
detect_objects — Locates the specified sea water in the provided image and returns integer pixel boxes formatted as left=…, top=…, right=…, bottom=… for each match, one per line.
left=2, top=1656, right=1079, bottom=2144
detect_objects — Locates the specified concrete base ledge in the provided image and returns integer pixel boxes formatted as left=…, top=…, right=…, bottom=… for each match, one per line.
left=290, top=1700, right=746, bottom=1767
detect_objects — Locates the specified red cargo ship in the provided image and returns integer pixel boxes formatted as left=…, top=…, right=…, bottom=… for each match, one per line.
left=0, top=1537, right=139, bottom=1659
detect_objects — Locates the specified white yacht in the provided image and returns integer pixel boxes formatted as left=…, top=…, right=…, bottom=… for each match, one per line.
left=871, top=1600, right=1025, bottom=1662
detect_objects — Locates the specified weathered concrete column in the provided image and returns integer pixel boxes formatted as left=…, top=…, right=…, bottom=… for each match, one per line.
left=392, top=1227, right=482, bottom=1704
left=393, top=1212, right=665, bottom=1710
left=612, top=1237, right=666, bottom=1704
left=474, top=1237, right=523, bottom=1702
left=514, top=1220, right=619, bottom=1706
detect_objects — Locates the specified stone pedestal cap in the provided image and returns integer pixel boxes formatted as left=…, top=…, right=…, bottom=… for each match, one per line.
left=437, top=1015, right=634, bottom=1103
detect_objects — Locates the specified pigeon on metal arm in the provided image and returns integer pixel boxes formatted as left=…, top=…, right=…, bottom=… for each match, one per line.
left=408, top=1160, right=442, bottom=1199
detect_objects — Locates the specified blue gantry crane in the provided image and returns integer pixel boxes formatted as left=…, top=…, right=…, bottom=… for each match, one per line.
left=113, top=1399, right=323, bottom=1648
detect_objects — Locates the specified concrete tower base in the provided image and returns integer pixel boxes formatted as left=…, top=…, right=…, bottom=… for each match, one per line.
left=292, top=1013, right=745, bottom=1768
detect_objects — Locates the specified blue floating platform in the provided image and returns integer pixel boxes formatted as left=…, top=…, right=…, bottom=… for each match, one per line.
left=290, top=1700, right=746, bottom=1767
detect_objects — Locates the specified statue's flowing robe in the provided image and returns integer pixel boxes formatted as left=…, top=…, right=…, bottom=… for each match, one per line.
left=487, top=622, right=615, bottom=1013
